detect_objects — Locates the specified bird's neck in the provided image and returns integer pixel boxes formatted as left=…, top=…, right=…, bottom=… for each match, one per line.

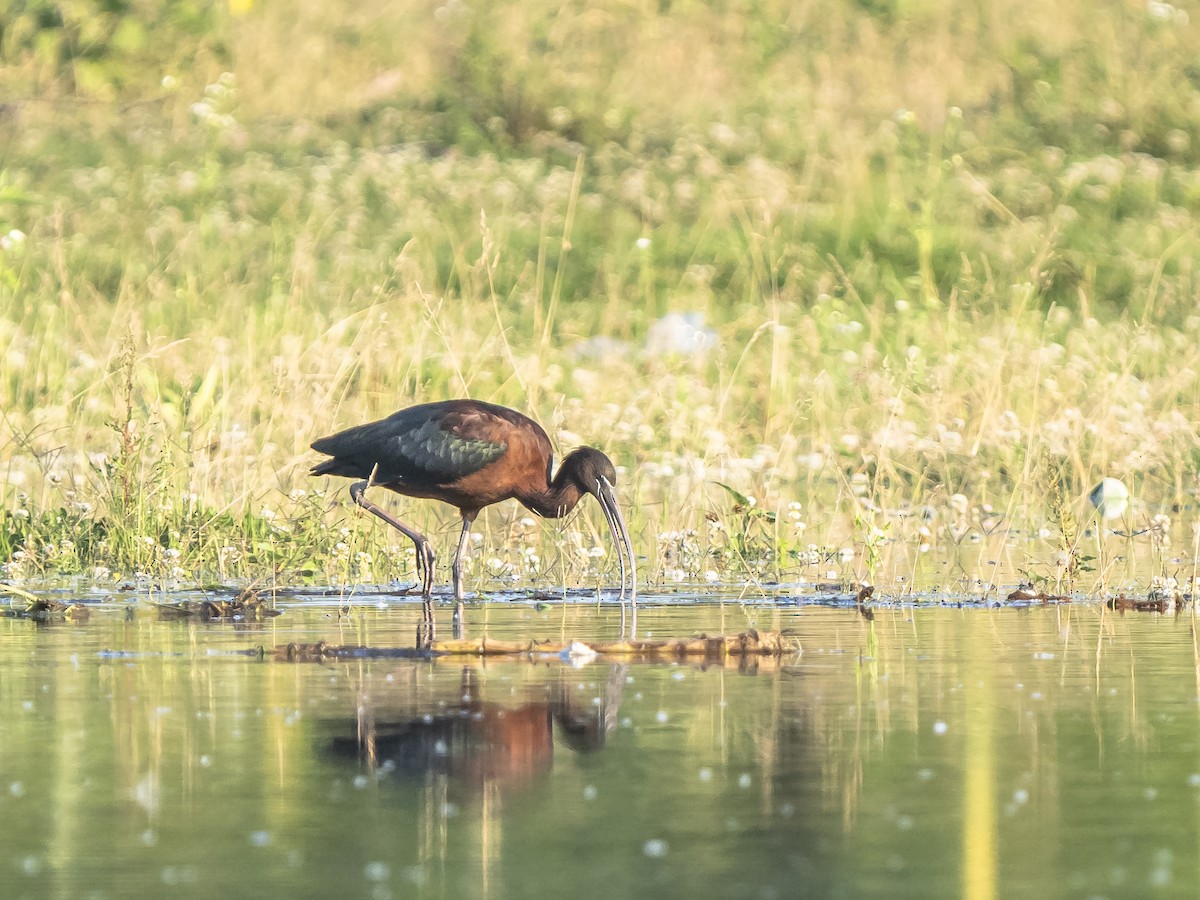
left=519, top=472, right=585, bottom=519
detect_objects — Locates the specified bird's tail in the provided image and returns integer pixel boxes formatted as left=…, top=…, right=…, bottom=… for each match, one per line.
left=309, top=457, right=364, bottom=479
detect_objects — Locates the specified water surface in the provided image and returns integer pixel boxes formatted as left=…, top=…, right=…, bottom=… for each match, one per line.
left=3, top=592, right=1200, bottom=899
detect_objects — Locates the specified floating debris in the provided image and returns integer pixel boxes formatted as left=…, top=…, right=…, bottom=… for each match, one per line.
left=271, top=630, right=797, bottom=661
left=855, top=585, right=875, bottom=620
left=1006, top=586, right=1071, bottom=604
left=153, top=588, right=281, bottom=621
left=5, top=595, right=91, bottom=622
left=1107, top=595, right=1177, bottom=614
left=433, top=629, right=795, bottom=658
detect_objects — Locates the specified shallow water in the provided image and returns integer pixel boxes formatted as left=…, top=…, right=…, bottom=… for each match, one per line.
left=4, top=591, right=1200, bottom=899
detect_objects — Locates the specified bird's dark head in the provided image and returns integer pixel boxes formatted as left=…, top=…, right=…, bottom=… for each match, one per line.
left=559, top=447, right=618, bottom=496
left=558, top=446, right=636, bottom=601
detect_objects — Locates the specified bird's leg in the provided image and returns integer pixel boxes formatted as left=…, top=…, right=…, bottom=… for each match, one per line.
left=451, top=512, right=477, bottom=639
left=451, top=516, right=473, bottom=602
left=618, top=593, right=637, bottom=640
left=417, top=595, right=436, bottom=649
left=348, top=481, right=435, bottom=596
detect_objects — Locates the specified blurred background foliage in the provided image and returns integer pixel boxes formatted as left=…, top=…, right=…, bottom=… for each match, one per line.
left=4, top=0, right=1199, bottom=317
left=1, top=0, right=224, bottom=96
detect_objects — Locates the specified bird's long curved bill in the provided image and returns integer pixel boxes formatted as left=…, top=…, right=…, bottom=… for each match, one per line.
left=597, top=476, right=637, bottom=603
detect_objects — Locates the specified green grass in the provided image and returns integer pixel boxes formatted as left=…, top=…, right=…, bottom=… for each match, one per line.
left=1, top=0, right=1199, bottom=596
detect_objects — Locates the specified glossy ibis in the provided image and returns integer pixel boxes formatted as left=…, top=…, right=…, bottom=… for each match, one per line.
left=310, top=399, right=637, bottom=636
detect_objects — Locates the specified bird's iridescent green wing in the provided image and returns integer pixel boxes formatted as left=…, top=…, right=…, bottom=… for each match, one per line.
left=388, top=412, right=508, bottom=480
left=311, top=400, right=521, bottom=485
left=372, top=403, right=508, bottom=482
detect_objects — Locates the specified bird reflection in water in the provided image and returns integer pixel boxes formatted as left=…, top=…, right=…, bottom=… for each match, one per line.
left=329, top=664, right=628, bottom=789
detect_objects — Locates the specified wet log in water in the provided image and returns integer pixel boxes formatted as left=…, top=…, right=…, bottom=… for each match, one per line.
left=433, top=628, right=795, bottom=657
left=1106, top=594, right=1184, bottom=614
left=270, top=629, right=797, bottom=662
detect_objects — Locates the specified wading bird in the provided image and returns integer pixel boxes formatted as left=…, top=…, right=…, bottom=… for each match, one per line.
left=310, top=399, right=637, bottom=640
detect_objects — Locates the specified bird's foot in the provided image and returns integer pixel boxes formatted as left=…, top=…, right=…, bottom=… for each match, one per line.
left=452, top=600, right=466, bottom=640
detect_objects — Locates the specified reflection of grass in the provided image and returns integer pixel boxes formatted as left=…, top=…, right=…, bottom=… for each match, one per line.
left=2, top=2, right=1200, bottom=593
